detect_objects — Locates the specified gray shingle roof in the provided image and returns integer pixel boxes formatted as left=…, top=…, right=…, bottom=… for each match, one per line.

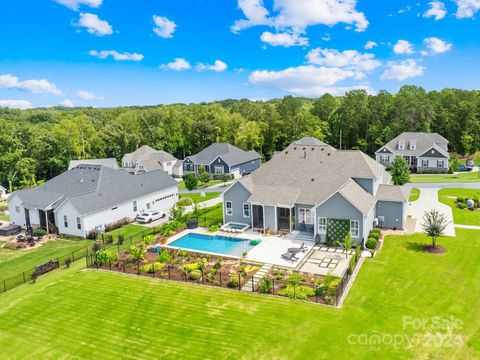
left=68, top=158, right=118, bottom=170
left=123, top=145, right=178, bottom=165
left=186, top=143, right=260, bottom=167
left=13, top=165, right=177, bottom=215
left=375, top=184, right=409, bottom=202
left=293, top=136, right=334, bottom=148
left=376, top=132, right=449, bottom=158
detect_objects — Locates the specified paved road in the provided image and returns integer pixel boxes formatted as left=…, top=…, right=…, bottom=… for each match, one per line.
left=407, top=187, right=456, bottom=236
left=405, top=182, right=480, bottom=189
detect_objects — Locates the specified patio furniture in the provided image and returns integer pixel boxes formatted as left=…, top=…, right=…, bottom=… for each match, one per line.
left=281, top=252, right=299, bottom=261
left=287, top=242, right=308, bottom=254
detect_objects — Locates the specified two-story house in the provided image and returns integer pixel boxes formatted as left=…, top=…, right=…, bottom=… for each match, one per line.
left=122, top=145, right=182, bottom=177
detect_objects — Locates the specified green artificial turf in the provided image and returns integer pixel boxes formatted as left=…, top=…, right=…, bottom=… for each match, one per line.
left=1, top=229, right=479, bottom=358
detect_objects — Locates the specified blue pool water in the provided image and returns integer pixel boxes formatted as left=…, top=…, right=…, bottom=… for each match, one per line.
left=169, top=233, right=254, bottom=257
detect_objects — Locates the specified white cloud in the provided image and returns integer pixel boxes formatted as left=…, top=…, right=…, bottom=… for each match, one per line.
left=321, top=33, right=331, bottom=41
left=232, top=0, right=368, bottom=34
left=54, top=0, right=102, bottom=11
left=423, top=37, right=452, bottom=54
left=397, top=5, right=412, bottom=14
left=381, top=59, right=425, bottom=81
left=364, top=41, right=377, bottom=50
left=393, top=40, right=414, bottom=54
left=160, top=58, right=192, bottom=71
left=77, top=13, right=113, bottom=36
left=89, top=50, right=144, bottom=61
left=59, top=99, right=74, bottom=107
left=76, top=90, right=102, bottom=100
left=306, top=48, right=381, bottom=74
left=0, top=74, right=63, bottom=96
left=260, top=31, right=308, bottom=47
left=455, top=0, right=480, bottom=18
left=0, top=100, right=33, bottom=110
left=424, top=1, right=447, bottom=20
left=196, top=60, right=228, bottom=72
left=152, top=15, right=176, bottom=38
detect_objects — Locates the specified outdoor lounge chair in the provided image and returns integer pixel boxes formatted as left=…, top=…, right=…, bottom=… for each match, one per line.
left=287, top=242, right=308, bottom=254
left=281, top=252, right=299, bottom=261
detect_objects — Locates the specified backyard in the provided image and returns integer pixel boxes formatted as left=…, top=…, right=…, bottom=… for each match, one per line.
left=410, top=171, right=480, bottom=183
left=0, top=229, right=479, bottom=358
left=179, top=191, right=221, bottom=204
left=438, top=188, right=480, bottom=226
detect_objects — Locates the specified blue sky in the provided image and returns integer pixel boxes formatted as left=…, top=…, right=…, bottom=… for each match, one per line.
left=0, top=0, right=479, bottom=108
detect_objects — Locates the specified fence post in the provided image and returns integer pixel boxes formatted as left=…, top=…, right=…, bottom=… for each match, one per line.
left=272, top=278, right=275, bottom=296
left=123, top=261, right=126, bottom=273
left=101, top=233, right=104, bottom=243
left=56, top=258, right=60, bottom=268
left=3, top=280, right=6, bottom=292
left=251, top=276, right=254, bottom=292
left=238, top=274, right=241, bottom=290
left=168, top=265, right=171, bottom=280
left=315, top=285, right=318, bottom=303
left=72, top=251, right=75, bottom=262
left=184, top=271, right=187, bottom=282
left=201, top=270, right=204, bottom=284
left=117, top=244, right=120, bottom=253
left=86, top=246, right=88, bottom=257
left=294, top=284, right=296, bottom=299
left=219, top=272, right=222, bottom=287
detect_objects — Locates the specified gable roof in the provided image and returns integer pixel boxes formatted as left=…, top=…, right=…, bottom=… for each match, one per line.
left=375, top=184, right=409, bottom=203
left=186, top=143, right=260, bottom=167
left=11, top=165, right=177, bottom=215
left=68, top=158, right=118, bottom=170
left=292, top=136, right=334, bottom=148
left=419, top=143, right=449, bottom=158
left=375, top=132, right=449, bottom=157
left=123, top=145, right=178, bottom=165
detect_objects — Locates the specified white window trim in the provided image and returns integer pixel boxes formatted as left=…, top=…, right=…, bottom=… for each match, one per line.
left=76, top=217, right=81, bottom=230
left=226, top=201, right=233, bottom=216
left=214, top=165, right=224, bottom=174
left=318, top=217, right=327, bottom=234
left=242, top=203, right=250, bottom=218
left=64, top=215, right=68, bottom=228
left=422, top=159, right=429, bottom=167
left=350, top=220, right=359, bottom=238
left=299, top=208, right=313, bottom=225
left=437, top=160, right=444, bottom=168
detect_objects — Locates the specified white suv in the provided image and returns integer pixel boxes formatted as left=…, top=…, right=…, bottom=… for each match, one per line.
left=136, top=210, right=166, bottom=224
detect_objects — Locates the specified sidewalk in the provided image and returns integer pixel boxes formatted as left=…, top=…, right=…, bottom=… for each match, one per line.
left=454, top=224, right=480, bottom=230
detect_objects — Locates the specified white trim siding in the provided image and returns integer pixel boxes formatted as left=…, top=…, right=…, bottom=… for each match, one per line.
left=242, top=203, right=250, bottom=218
left=350, top=220, right=360, bottom=238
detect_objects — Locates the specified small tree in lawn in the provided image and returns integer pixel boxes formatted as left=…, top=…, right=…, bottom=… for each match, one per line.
left=335, top=232, right=353, bottom=259
left=183, top=174, right=198, bottom=192
left=390, top=156, right=410, bottom=185
left=129, top=244, right=145, bottom=274
left=197, top=168, right=211, bottom=187
left=421, top=209, right=449, bottom=249
left=220, top=173, right=231, bottom=186
left=169, top=203, right=186, bottom=222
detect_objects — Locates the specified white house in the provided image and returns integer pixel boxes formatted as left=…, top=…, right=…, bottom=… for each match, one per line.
left=0, top=185, right=7, bottom=200
left=122, top=145, right=183, bottom=177
left=7, top=164, right=178, bottom=237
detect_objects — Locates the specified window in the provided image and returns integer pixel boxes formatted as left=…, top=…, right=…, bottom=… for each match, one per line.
left=422, top=159, right=429, bottom=167
left=350, top=220, right=359, bottom=238
left=299, top=208, right=313, bottom=224
left=437, top=160, right=444, bottom=168
left=318, top=217, right=327, bottom=234
left=379, top=155, right=389, bottom=163
left=214, top=166, right=224, bottom=174
left=133, top=201, right=137, bottom=212
left=146, top=203, right=151, bottom=210
left=243, top=203, right=250, bottom=218
left=225, top=201, right=233, bottom=216
left=15, top=206, right=20, bottom=213
left=76, top=217, right=81, bottom=230
left=64, top=215, right=68, bottom=228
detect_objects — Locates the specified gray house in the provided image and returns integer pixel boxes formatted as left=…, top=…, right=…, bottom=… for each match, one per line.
left=375, top=132, right=449, bottom=173
left=222, top=137, right=408, bottom=245
left=122, top=145, right=182, bottom=177
left=183, top=143, right=260, bottom=178
left=68, top=158, right=118, bottom=170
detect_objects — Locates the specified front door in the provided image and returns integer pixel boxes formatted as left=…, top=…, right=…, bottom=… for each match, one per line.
left=25, top=208, right=31, bottom=231
left=277, top=207, right=290, bottom=231
left=39, top=209, right=47, bottom=229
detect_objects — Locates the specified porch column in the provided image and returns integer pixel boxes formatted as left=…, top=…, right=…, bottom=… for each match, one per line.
left=45, top=210, right=49, bottom=233
left=289, top=207, right=292, bottom=233
left=274, top=205, right=277, bottom=231
left=262, top=205, right=265, bottom=232
left=250, top=203, right=253, bottom=229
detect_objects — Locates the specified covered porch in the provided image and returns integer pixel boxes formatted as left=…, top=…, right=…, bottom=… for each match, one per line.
left=250, top=203, right=296, bottom=235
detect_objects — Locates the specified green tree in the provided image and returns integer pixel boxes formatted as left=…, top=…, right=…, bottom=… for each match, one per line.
left=390, top=156, right=410, bottom=185
left=197, top=169, right=211, bottom=187
left=335, top=232, right=354, bottom=259
left=421, top=209, right=449, bottom=249
left=129, top=243, right=146, bottom=273
left=183, top=173, right=198, bottom=192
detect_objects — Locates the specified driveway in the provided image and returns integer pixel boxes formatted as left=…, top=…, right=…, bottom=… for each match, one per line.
left=407, top=188, right=456, bottom=236
left=405, top=182, right=480, bottom=189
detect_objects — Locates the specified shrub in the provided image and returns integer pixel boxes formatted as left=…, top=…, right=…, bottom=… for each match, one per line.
left=105, top=235, right=113, bottom=244
left=189, top=269, right=202, bottom=280
left=64, top=258, right=72, bottom=268
left=33, top=228, right=47, bottom=237
left=259, top=278, right=273, bottom=294
left=368, top=232, right=379, bottom=241
left=95, top=250, right=118, bottom=266
left=355, top=246, right=361, bottom=262
left=181, top=262, right=200, bottom=272
left=158, top=250, right=172, bottom=263
left=144, top=234, right=155, bottom=244
left=140, top=262, right=165, bottom=273
left=347, top=256, right=356, bottom=275
left=177, top=197, right=193, bottom=206
left=278, top=284, right=315, bottom=300
left=213, top=258, right=222, bottom=270
left=457, top=197, right=466, bottom=204
left=286, top=273, right=306, bottom=286
left=3, top=242, right=24, bottom=250
left=208, top=224, right=219, bottom=233
left=117, top=234, right=124, bottom=245
left=91, top=241, right=101, bottom=252
left=86, top=229, right=98, bottom=240
left=227, top=271, right=242, bottom=288
left=365, top=237, right=378, bottom=250
left=457, top=202, right=467, bottom=210
left=370, top=228, right=381, bottom=236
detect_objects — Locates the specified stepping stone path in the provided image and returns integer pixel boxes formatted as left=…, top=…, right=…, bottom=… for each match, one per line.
left=241, top=263, right=273, bottom=292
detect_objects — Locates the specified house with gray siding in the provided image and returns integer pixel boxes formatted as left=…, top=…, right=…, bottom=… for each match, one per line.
left=7, top=165, right=178, bottom=237
left=122, top=145, right=183, bottom=177
left=183, top=143, right=260, bottom=178
left=222, top=137, right=408, bottom=246
left=375, top=132, right=449, bottom=173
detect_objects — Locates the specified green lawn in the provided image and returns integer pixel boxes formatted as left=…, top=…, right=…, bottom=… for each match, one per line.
left=408, top=188, right=420, bottom=202
left=179, top=192, right=221, bottom=204
left=0, top=213, right=9, bottom=221
left=439, top=188, right=480, bottom=226
left=1, top=229, right=479, bottom=358
left=178, top=179, right=225, bottom=190
left=410, top=171, right=480, bottom=183
left=101, top=224, right=147, bottom=241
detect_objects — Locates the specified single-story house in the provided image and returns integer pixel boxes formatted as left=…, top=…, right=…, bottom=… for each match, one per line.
left=222, top=137, right=408, bottom=246
left=375, top=132, right=449, bottom=173
left=68, top=158, right=118, bottom=170
left=183, top=143, right=260, bottom=178
left=122, top=145, right=182, bottom=177
left=7, top=164, right=178, bottom=237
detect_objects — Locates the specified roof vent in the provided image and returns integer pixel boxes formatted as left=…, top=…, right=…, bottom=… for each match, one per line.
left=327, top=153, right=331, bottom=156
left=311, top=147, right=315, bottom=151
left=311, top=178, right=315, bottom=182
left=303, top=147, right=306, bottom=150
left=293, top=147, right=297, bottom=150
left=285, top=151, right=289, bottom=154
left=321, top=148, right=324, bottom=151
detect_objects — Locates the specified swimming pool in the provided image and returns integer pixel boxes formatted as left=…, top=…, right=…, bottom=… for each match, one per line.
left=168, top=232, right=254, bottom=257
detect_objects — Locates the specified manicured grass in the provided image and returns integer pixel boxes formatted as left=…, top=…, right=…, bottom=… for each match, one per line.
left=102, top=224, right=147, bottom=241
left=1, top=229, right=480, bottom=358
left=439, top=188, right=480, bottom=226
left=409, top=187, right=420, bottom=202
left=179, top=192, right=221, bottom=204
left=0, top=213, right=9, bottom=221
left=178, top=179, right=225, bottom=190
left=410, top=171, right=480, bottom=183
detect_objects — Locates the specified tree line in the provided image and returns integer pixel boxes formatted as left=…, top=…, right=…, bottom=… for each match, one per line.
left=0, top=85, right=479, bottom=191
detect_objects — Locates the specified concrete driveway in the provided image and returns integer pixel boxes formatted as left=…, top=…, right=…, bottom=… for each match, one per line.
left=407, top=188, right=455, bottom=236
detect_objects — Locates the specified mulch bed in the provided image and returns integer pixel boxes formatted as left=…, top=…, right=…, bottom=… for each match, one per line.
left=422, top=245, right=447, bottom=254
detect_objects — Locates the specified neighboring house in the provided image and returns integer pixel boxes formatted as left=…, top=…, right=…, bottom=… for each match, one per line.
left=222, top=137, right=408, bottom=245
left=375, top=132, right=449, bottom=173
left=68, top=158, right=118, bottom=170
left=122, top=145, right=182, bottom=177
left=0, top=185, right=7, bottom=200
left=183, top=143, right=261, bottom=178
left=7, top=165, right=178, bottom=238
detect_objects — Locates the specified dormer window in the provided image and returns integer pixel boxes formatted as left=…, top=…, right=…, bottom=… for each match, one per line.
left=409, top=139, right=417, bottom=150
left=398, top=139, right=405, bottom=150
